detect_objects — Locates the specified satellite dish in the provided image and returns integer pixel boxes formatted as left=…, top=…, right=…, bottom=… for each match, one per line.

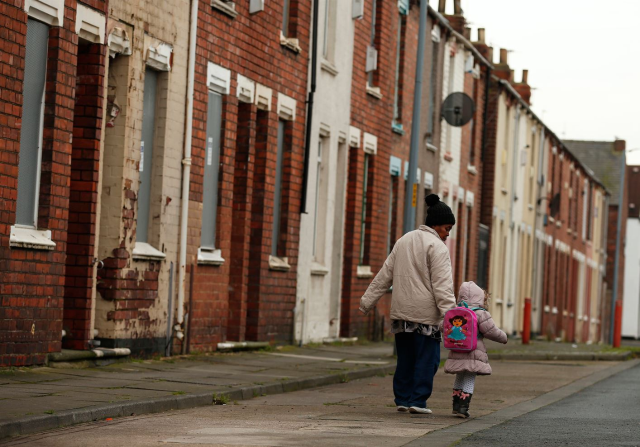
left=441, top=92, right=476, bottom=127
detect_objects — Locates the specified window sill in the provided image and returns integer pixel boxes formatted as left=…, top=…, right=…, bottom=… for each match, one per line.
left=356, top=265, right=373, bottom=279
left=365, top=83, right=382, bottom=99
left=310, top=262, right=329, bottom=276
left=426, top=143, right=438, bottom=153
left=467, top=164, right=477, bottom=175
left=279, top=32, right=301, bottom=53
left=269, top=255, right=291, bottom=272
left=320, top=59, right=338, bottom=76
left=501, top=188, right=509, bottom=195
left=528, top=204, right=534, bottom=211
left=392, top=122, right=405, bottom=135
left=132, top=242, right=166, bottom=261
left=443, top=152, right=453, bottom=162
left=555, top=221, right=562, bottom=228
left=211, top=0, right=238, bottom=18
left=197, top=248, right=225, bottom=266
left=9, top=226, right=56, bottom=251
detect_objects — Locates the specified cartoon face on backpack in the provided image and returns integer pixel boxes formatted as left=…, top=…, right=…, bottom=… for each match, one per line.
left=447, top=315, right=468, bottom=342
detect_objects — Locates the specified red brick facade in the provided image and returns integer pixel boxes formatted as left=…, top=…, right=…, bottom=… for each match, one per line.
left=184, top=0, right=311, bottom=349
left=0, top=0, right=109, bottom=366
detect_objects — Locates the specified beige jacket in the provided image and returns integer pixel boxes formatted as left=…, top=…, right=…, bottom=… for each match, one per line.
left=359, top=225, right=456, bottom=326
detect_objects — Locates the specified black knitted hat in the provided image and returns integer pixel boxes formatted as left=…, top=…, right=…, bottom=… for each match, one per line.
left=424, top=194, right=456, bottom=226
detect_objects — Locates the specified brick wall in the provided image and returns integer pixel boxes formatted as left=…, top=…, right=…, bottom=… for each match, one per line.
left=186, top=0, right=310, bottom=348
left=0, top=0, right=109, bottom=366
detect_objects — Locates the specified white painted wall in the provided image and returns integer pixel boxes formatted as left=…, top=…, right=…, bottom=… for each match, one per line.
left=622, top=219, right=640, bottom=338
left=295, top=0, right=355, bottom=343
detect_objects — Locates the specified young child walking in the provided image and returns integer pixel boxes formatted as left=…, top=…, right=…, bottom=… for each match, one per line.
left=444, top=281, right=507, bottom=418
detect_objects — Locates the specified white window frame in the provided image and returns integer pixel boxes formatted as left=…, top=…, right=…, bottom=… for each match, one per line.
left=11, top=18, right=55, bottom=251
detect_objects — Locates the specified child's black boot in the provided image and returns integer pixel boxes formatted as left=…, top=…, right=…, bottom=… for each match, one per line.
left=457, top=392, right=472, bottom=418
left=452, top=389, right=462, bottom=415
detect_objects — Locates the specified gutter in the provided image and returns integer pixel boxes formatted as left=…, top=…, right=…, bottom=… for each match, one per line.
left=176, top=0, right=199, bottom=342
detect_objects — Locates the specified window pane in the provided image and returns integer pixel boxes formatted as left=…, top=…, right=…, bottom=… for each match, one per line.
left=16, top=19, right=49, bottom=227
left=137, top=69, right=158, bottom=243
left=272, top=120, right=286, bottom=256
left=393, top=16, right=403, bottom=122
left=427, top=41, right=439, bottom=142
left=282, top=0, right=290, bottom=37
left=201, top=92, right=223, bottom=249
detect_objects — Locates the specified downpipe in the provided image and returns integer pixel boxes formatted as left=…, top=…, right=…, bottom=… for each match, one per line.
left=176, top=0, right=199, bottom=344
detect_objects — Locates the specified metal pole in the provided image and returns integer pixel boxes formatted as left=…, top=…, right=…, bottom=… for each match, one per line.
left=610, top=149, right=626, bottom=344
left=402, top=0, right=428, bottom=235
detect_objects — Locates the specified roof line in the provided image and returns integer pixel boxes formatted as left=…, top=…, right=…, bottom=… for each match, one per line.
left=494, top=77, right=609, bottom=194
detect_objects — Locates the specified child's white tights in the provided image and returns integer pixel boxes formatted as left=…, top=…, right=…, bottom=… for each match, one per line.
left=453, top=372, right=476, bottom=394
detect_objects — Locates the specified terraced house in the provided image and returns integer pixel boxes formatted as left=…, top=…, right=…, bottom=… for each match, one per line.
left=0, top=0, right=616, bottom=367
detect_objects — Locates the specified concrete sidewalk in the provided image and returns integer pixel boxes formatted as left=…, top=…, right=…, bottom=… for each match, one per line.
left=0, top=339, right=634, bottom=440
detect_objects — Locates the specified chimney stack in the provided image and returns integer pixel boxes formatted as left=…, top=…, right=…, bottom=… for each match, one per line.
left=454, top=0, right=462, bottom=15
left=487, top=46, right=494, bottom=63
left=477, top=28, right=485, bottom=43
left=499, top=48, right=508, bottom=65
left=614, top=139, right=626, bottom=152
left=463, top=26, right=471, bottom=40
left=513, top=69, right=532, bottom=105
left=438, top=0, right=446, bottom=13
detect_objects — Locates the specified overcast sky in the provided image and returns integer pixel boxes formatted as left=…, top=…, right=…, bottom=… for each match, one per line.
left=459, top=0, right=640, bottom=166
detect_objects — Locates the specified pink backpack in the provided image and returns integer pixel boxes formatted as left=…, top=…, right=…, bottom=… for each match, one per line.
left=443, top=302, right=482, bottom=352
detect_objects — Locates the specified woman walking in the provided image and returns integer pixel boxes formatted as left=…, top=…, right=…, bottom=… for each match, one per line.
left=359, top=194, right=457, bottom=414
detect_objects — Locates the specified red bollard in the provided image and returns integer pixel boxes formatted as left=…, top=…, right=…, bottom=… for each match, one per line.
left=613, top=300, right=623, bottom=348
left=523, top=298, right=532, bottom=345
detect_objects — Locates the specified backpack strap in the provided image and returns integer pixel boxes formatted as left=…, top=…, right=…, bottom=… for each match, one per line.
left=470, top=306, right=486, bottom=311
left=459, top=302, right=469, bottom=308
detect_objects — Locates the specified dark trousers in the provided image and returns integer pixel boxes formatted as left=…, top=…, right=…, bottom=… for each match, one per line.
left=393, top=331, right=440, bottom=408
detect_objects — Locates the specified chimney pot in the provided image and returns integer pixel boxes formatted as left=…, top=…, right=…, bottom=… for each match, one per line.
left=499, top=48, right=508, bottom=64
left=478, top=28, right=485, bottom=43
left=453, top=0, right=462, bottom=15
left=487, top=46, right=494, bottom=63
left=614, top=139, right=626, bottom=152
left=439, top=0, right=446, bottom=13
left=522, top=69, right=529, bottom=84
left=463, top=27, right=471, bottom=39
left=509, top=69, right=514, bottom=82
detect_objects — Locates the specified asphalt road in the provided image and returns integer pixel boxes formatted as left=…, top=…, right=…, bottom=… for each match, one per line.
left=457, top=363, right=640, bottom=447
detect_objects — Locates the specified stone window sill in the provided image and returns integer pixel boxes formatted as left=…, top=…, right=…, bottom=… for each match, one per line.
left=132, top=242, right=166, bottom=261
left=280, top=32, right=301, bottom=53
left=356, top=265, right=373, bottom=279
left=269, top=255, right=291, bottom=272
left=211, top=0, right=238, bottom=18
left=366, top=83, right=382, bottom=99
left=321, top=59, right=338, bottom=76
left=426, top=143, right=438, bottom=153
left=197, top=247, right=225, bottom=266
left=9, top=226, right=56, bottom=251
left=501, top=188, right=508, bottom=195
left=467, top=164, right=477, bottom=175
left=310, top=262, right=329, bottom=276
left=444, top=152, right=453, bottom=162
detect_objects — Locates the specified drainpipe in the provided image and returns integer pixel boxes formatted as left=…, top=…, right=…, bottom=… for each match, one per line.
left=403, top=0, right=428, bottom=235
left=300, top=0, right=319, bottom=214
left=176, top=0, right=199, bottom=342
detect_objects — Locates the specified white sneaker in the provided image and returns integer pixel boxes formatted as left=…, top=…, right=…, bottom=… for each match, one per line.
left=397, top=406, right=409, bottom=412
left=409, top=406, right=432, bottom=414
